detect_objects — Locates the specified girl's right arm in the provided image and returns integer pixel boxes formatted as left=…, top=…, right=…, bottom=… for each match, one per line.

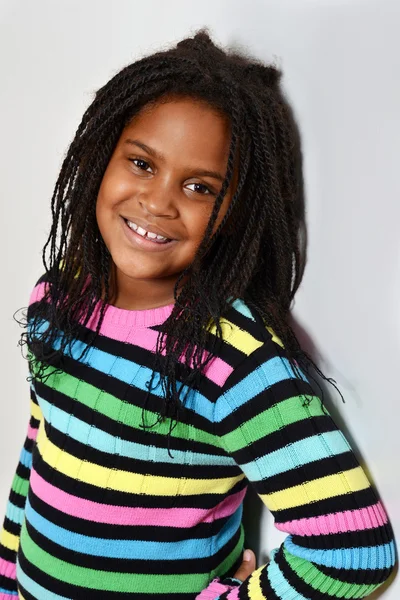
left=0, top=381, right=42, bottom=598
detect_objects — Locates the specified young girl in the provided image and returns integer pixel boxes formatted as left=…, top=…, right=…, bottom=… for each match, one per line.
left=0, top=29, right=396, bottom=600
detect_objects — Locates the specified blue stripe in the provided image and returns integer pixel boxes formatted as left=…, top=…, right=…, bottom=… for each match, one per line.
left=16, top=558, right=70, bottom=600
left=214, top=356, right=310, bottom=421
left=241, top=430, right=351, bottom=481
left=19, top=447, right=33, bottom=469
left=231, top=299, right=255, bottom=321
left=36, top=319, right=309, bottom=424
left=267, top=556, right=310, bottom=600
left=285, top=536, right=397, bottom=570
left=25, top=497, right=243, bottom=560
left=35, top=319, right=217, bottom=422
left=6, top=501, right=25, bottom=525
left=0, top=588, right=18, bottom=597
left=36, top=392, right=236, bottom=467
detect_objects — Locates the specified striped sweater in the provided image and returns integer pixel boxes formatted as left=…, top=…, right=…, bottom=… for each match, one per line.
left=0, top=272, right=396, bottom=599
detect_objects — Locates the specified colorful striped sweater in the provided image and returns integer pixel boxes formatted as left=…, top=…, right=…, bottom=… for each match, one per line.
left=0, top=272, right=396, bottom=599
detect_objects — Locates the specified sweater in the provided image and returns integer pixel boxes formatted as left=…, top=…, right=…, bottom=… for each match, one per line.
left=0, top=272, right=396, bottom=600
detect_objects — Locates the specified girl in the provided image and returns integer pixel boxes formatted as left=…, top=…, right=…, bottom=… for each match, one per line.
left=0, top=28, right=396, bottom=600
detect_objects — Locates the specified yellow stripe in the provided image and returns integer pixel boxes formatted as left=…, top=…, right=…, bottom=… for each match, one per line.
left=261, top=467, right=371, bottom=511
left=30, top=398, right=41, bottom=422
left=36, top=424, right=245, bottom=496
left=266, top=325, right=284, bottom=348
left=0, top=528, right=19, bottom=552
left=208, top=318, right=263, bottom=354
left=247, top=565, right=266, bottom=599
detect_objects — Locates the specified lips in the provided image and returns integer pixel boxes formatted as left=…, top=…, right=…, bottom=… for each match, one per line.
left=120, top=216, right=177, bottom=252
left=121, top=216, right=174, bottom=241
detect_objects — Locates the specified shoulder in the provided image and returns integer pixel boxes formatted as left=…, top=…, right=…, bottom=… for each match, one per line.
left=206, top=298, right=313, bottom=409
left=207, top=297, right=285, bottom=362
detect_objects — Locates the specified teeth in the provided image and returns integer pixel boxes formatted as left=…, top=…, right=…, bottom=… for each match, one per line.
left=126, top=219, right=169, bottom=242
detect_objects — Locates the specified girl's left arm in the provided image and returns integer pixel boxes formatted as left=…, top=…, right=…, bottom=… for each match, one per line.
left=198, top=339, right=397, bottom=600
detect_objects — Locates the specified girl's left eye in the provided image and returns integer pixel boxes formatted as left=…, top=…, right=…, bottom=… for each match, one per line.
left=129, top=158, right=152, bottom=172
left=186, top=182, right=214, bottom=195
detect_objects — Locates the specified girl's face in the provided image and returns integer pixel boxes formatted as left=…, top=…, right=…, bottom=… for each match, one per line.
left=95, top=95, right=238, bottom=308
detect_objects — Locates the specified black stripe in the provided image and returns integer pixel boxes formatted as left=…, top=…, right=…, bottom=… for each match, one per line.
left=33, top=455, right=248, bottom=509
left=274, top=545, right=324, bottom=597
left=17, top=547, right=197, bottom=599
left=251, top=452, right=360, bottom=495
left=273, top=487, right=380, bottom=522
left=24, top=517, right=241, bottom=575
left=317, top=562, right=394, bottom=586
left=232, top=415, right=340, bottom=463
left=0, top=544, right=16, bottom=564
left=293, top=523, right=394, bottom=550
left=2, top=516, right=21, bottom=537
left=28, top=487, right=237, bottom=541
left=36, top=352, right=218, bottom=436
left=36, top=378, right=225, bottom=457
left=0, top=573, right=17, bottom=594
left=216, top=377, right=317, bottom=435
left=43, top=420, right=239, bottom=480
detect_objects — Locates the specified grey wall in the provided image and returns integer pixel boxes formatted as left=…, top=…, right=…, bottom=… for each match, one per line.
left=1, top=1, right=398, bottom=597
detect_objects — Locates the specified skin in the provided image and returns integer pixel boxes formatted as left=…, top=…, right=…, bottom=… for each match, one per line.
left=96, top=94, right=239, bottom=310
left=95, top=94, right=257, bottom=583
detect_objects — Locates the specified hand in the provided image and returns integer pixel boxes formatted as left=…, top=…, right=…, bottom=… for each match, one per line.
left=231, top=548, right=257, bottom=584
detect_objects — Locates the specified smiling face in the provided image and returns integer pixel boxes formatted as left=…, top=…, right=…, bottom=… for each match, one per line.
left=95, top=95, right=238, bottom=310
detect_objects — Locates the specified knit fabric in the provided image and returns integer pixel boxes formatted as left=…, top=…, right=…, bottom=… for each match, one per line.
left=0, top=272, right=396, bottom=599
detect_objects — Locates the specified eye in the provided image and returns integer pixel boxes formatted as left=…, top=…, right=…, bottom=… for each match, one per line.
left=186, top=182, right=214, bottom=195
left=129, top=158, right=153, bottom=172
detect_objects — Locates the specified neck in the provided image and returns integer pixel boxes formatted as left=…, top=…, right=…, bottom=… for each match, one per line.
left=104, top=263, right=181, bottom=311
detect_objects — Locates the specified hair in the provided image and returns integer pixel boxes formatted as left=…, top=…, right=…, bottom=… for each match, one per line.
left=18, top=27, right=343, bottom=455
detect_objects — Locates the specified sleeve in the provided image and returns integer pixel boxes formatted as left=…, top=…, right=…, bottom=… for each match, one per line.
left=0, top=381, right=42, bottom=598
left=0, top=275, right=44, bottom=598
left=197, top=336, right=397, bottom=599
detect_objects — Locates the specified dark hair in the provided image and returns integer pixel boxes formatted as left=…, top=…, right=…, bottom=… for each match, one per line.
left=18, top=28, right=342, bottom=453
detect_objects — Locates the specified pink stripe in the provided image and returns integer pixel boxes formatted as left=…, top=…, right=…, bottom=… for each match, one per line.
left=26, top=424, right=39, bottom=441
left=227, top=588, right=240, bottom=599
left=33, top=282, right=234, bottom=387
left=196, top=579, right=239, bottom=600
left=275, top=502, right=388, bottom=536
left=30, top=468, right=246, bottom=527
left=0, top=557, right=16, bottom=580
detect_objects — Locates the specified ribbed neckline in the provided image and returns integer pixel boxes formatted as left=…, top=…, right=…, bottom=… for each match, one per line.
left=92, top=299, right=176, bottom=328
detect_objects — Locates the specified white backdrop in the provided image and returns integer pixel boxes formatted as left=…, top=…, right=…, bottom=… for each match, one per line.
left=0, top=0, right=398, bottom=597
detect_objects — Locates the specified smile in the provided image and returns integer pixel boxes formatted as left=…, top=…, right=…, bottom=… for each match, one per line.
left=124, top=219, right=171, bottom=243
left=121, top=217, right=176, bottom=252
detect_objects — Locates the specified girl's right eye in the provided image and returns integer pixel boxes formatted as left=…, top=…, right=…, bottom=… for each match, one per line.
left=129, top=158, right=153, bottom=173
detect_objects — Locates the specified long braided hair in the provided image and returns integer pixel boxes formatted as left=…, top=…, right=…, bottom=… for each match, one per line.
left=19, top=28, right=343, bottom=453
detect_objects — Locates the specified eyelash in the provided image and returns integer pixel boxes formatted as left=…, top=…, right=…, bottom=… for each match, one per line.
left=128, top=158, right=215, bottom=196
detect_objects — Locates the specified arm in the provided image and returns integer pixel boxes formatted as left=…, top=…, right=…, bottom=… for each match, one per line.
left=200, top=337, right=396, bottom=599
left=0, top=381, right=41, bottom=598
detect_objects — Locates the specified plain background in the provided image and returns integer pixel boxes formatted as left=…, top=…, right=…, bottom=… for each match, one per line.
left=0, top=0, right=399, bottom=597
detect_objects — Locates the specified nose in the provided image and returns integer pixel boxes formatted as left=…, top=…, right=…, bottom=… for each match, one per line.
left=137, top=177, right=179, bottom=219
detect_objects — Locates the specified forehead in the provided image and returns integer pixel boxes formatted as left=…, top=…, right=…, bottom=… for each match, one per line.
left=121, top=97, right=232, bottom=166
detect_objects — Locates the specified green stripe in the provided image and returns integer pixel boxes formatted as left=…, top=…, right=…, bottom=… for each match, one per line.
left=221, top=395, right=321, bottom=452
left=12, top=473, right=29, bottom=497
left=35, top=360, right=219, bottom=448
left=283, top=547, right=379, bottom=598
left=20, top=523, right=211, bottom=593
left=210, top=524, right=245, bottom=579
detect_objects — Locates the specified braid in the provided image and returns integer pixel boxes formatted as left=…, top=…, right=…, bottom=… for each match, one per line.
left=17, top=27, right=344, bottom=456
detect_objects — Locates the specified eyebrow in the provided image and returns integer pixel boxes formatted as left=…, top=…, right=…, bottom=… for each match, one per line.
left=124, top=138, right=225, bottom=182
